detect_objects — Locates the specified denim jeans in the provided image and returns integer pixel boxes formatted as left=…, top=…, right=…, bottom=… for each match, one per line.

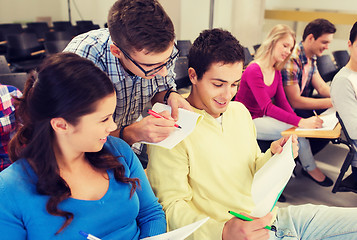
left=269, top=204, right=357, bottom=239
left=253, top=117, right=317, bottom=171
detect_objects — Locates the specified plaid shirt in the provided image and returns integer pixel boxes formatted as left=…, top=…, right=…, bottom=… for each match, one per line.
left=64, top=29, right=177, bottom=153
left=281, top=42, right=317, bottom=97
left=0, top=85, right=21, bottom=171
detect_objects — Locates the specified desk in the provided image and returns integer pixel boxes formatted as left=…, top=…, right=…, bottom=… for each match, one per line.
left=281, top=123, right=341, bottom=139
left=282, top=122, right=357, bottom=194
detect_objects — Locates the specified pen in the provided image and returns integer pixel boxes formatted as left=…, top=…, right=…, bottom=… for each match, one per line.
left=228, top=211, right=276, bottom=232
left=148, top=109, right=182, bottom=129
left=313, top=110, right=318, bottom=117
left=79, top=231, right=102, bottom=240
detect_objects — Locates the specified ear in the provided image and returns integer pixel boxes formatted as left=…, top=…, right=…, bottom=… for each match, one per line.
left=50, top=118, right=69, bottom=134
left=306, top=33, right=315, bottom=42
left=188, top=67, right=198, bottom=85
left=110, top=44, right=122, bottom=59
left=348, top=40, right=352, bottom=48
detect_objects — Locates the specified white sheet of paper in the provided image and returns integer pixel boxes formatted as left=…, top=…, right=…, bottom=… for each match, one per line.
left=250, top=136, right=295, bottom=217
left=142, top=103, right=202, bottom=149
left=296, top=109, right=338, bottom=131
left=140, top=217, right=209, bottom=240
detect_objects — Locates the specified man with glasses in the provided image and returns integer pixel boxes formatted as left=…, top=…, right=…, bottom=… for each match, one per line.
left=64, top=0, right=191, bottom=164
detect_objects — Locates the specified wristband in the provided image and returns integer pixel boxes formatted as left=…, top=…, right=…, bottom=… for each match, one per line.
left=119, top=125, right=128, bottom=139
left=163, top=87, right=178, bottom=105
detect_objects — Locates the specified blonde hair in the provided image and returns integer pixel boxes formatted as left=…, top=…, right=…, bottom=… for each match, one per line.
left=254, top=24, right=296, bottom=70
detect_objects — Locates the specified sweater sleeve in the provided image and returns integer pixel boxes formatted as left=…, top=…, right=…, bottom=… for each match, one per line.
left=245, top=64, right=301, bottom=126
left=0, top=175, right=27, bottom=240
left=147, top=143, right=225, bottom=240
left=108, top=137, right=167, bottom=238
left=331, top=74, right=357, bottom=139
left=273, top=71, right=301, bottom=126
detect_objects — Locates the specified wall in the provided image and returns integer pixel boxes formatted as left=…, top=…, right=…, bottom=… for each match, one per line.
left=0, top=0, right=114, bottom=27
left=264, top=0, right=357, bottom=53
left=0, top=0, right=355, bottom=53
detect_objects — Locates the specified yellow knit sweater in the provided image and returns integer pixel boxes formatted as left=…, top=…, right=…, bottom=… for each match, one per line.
left=147, top=102, right=273, bottom=239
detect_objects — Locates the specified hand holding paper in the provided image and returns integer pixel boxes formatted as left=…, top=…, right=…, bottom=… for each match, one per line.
left=142, top=103, right=202, bottom=149
left=250, top=136, right=295, bottom=217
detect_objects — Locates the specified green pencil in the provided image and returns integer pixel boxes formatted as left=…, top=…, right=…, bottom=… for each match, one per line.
left=228, top=210, right=275, bottom=231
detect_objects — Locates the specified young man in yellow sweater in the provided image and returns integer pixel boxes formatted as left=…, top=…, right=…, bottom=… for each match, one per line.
left=147, top=29, right=357, bottom=240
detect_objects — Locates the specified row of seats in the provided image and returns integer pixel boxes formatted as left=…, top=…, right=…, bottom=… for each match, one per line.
left=0, top=21, right=101, bottom=73
left=0, top=38, right=194, bottom=92
left=0, top=21, right=100, bottom=42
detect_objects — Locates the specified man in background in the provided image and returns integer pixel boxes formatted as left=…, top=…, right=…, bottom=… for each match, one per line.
left=282, top=18, right=336, bottom=185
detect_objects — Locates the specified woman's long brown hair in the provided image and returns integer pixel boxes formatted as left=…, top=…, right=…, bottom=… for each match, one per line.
left=9, top=53, right=139, bottom=234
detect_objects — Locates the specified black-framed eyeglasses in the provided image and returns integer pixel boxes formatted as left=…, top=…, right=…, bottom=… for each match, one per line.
left=113, top=42, right=180, bottom=77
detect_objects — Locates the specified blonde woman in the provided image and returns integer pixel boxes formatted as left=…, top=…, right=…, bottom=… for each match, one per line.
left=235, top=24, right=332, bottom=187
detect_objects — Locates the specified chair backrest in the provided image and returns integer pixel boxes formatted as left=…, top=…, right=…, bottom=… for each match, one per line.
left=53, top=21, right=72, bottom=31
left=253, top=44, right=261, bottom=53
left=76, top=20, right=94, bottom=27
left=316, top=55, right=338, bottom=82
left=243, top=47, right=253, bottom=66
left=177, top=40, right=192, bottom=57
left=0, top=73, right=27, bottom=91
left=333, top=50, right=350, bottom=69
left=6, top=33, right=45, bottom=61
left=174, top=56, right=191, bottom=89
left=26, top=22, right=50, bottom=39
left=0, top=23, right=23, bottom=39
left=0, top=55, right=11, bottom=74
left=44, top=40, right=71, bottom=54
left=336, top=112, right=355, bottom=148
left=45, top=31, right=73, bottom=41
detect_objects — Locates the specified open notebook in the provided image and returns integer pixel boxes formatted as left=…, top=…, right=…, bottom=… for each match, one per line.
left=296, top=109, right=338, bottom=131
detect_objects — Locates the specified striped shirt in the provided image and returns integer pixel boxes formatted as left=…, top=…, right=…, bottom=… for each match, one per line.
left=64, top=29, right=177, bottom=153
left=281, top=42, right=317, bottom=97
left=0, top=85, right=22, bottom=171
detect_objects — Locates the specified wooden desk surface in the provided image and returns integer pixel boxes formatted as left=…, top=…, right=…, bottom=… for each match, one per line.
left=281, top=123, right=341, bottom=139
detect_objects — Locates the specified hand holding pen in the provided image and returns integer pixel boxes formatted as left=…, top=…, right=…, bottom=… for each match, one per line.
left=148, top=109, right=182, bottom=129
left=223, top=211, right=274, bottom=240
left=298, top=110, right=323, bottom=129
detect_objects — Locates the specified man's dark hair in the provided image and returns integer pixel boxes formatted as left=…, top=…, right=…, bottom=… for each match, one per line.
left=302, top=18, right=336, bottom=41
left=188, top=28, right=244, bottom=80
left=108, top=0, right=175, bottom=53
left=350, top=21, right=357, bottom=44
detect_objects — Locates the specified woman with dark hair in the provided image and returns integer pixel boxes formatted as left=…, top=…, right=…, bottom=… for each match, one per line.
left=0, top=52, right=166, bottom=239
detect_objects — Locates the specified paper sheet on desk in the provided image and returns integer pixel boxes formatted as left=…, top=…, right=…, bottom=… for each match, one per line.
left=296, top=109, right=338, bottom=131
left=250, top=136, right=295, bottom=218
left=142, top=103, right=202, bottom=149
left=141, top=217, right=209, bottom=240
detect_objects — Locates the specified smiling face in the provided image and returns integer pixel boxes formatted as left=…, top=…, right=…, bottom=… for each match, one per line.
left=272, top=34, right=295, bottom=64
left=64, top=93, right=118, bottom=155
left=310, top=33, right=334, bottom=57
left=188, top=61, right=243, bottom=118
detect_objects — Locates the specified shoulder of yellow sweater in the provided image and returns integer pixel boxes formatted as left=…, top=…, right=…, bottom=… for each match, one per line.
left=227, top=101, right=251, bottom=117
